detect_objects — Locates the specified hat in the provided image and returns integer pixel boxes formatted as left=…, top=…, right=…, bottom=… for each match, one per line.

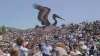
left=55, top=42, right=65, bottom=48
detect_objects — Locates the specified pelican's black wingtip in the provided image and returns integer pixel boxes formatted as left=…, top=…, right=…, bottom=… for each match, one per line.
left=33, top=4, right=41, bottom=9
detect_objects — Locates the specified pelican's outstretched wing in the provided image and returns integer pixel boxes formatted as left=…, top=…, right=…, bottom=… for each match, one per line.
left=34, top=4, right=51, bottom=26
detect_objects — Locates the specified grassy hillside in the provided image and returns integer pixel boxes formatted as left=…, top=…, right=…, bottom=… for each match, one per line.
left=0, top=26, right=23, bottom=34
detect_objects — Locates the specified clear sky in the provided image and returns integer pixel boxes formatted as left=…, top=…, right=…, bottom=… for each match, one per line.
left=0, top=0, right=100, bottom=29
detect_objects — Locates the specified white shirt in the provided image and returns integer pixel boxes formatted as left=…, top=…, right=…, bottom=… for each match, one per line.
left=33, top=51, right=42, bottom=56
left=42, top=44, right=53, bottom=55
left=3, top=53, right=10, bottom=56
left=75, top=50, right=81, bottom=55
left=78, top=33, right=82, bottom=37
left=81, top=45, right=87, bottom=50
left=70, top=50, right=81, bottom=56
left=14, top=45, right=29, bottom=56
left=12, top=43, right=16, bottom=47
left=70, top=51, right=77, bottom=56
left=80, top=41, right=85, bottom=45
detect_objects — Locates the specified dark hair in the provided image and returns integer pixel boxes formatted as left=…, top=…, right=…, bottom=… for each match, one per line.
left=16, top=37, right=24, bottom=46
left=0, top=45, right=2, bottom=48
left=10, top=48, right=19, bottom=56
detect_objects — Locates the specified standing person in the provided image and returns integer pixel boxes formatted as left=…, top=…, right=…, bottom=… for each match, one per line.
left=33, top=44, right=43, bottom=56
left=96, top=43, right=100, bottom=56
left=88, top=41, right=96, bottom=56
left=42, top=40, right=53, bottom=56
left=14, top=37, right=29, bottom=56
left=70, top=44, right=81, bottom=56
left=80, top=41, right=88, bottom=56
left=0, top=46, right=4, bottom=56
left=10, top=48, right=19, bottom=56
left=3, top=50, right=10, bottom=56
left=54, top=42, right=68, bottom=56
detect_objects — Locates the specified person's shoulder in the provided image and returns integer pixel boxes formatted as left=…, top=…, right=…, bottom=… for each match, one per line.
left=20, top=46, right=29, bottom=51
left=3, top=53, right=10, bottom=56
left=13, top=44, right=19, bottom=48
left=49, top=45, right=52, bottom=47
left=6, top=54, right=10, bottom=56
left=36, top=51, right=43, bottom=56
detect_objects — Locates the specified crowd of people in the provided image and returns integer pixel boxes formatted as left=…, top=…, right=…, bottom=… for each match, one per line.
left=0, top=20, right=100, bottom=56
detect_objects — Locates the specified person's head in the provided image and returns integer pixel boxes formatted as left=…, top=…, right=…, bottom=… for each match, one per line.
left=35, top=44, right=40, bottom=51
left=55, top=42, right=66, bottom=48
left=10, top=48, right=19, bottom=56
left=16, top=37, right=25, bottom=46
left=45, top=40, right=50, bottom=46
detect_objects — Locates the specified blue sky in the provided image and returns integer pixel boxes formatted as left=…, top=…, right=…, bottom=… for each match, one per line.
left=0, top=0, right=100, bottom=29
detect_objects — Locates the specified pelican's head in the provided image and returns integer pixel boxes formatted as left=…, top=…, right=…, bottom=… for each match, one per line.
left=53, top=14, right=64, bottom=20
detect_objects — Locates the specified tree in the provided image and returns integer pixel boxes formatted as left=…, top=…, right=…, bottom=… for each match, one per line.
left=2, top=25, right=6, bottom=33
left=0, top=28, right=2, bottom=35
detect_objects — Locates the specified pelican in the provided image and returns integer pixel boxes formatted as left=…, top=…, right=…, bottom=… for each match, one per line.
left=34, top=4, right=64, bottom=26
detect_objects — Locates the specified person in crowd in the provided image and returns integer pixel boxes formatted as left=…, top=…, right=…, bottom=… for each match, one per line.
left=54, top=42, right=68, bottom=56
left=42, top=40, right=53, bottom=56
left=3, top=50, right=10, bottom=56
left=9, top=48, right=19, bottom=56
left=14, top=37, right=29, bottom=56
left=70, top=44, right=81, bottom=56
left=0, top=20, right=100, bottom=56
left=80, top=41, right=88, bottom=56
left=32, top=44, right=42, bottom=56
left=0, top=46, right=4, bottom=56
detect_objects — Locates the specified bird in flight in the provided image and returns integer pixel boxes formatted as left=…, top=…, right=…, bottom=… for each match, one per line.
left=34, top=4, right=64, bottom=27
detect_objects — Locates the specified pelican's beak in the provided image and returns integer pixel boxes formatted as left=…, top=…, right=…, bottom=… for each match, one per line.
left=60, top=18, right=64, bottom=20
left=57, top=17, right=64, bottom=20
left=54, top=14, right=64, bottom=20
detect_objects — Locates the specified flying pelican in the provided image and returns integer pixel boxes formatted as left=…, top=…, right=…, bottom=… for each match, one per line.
left=34, top=4, right=64, bottom=26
